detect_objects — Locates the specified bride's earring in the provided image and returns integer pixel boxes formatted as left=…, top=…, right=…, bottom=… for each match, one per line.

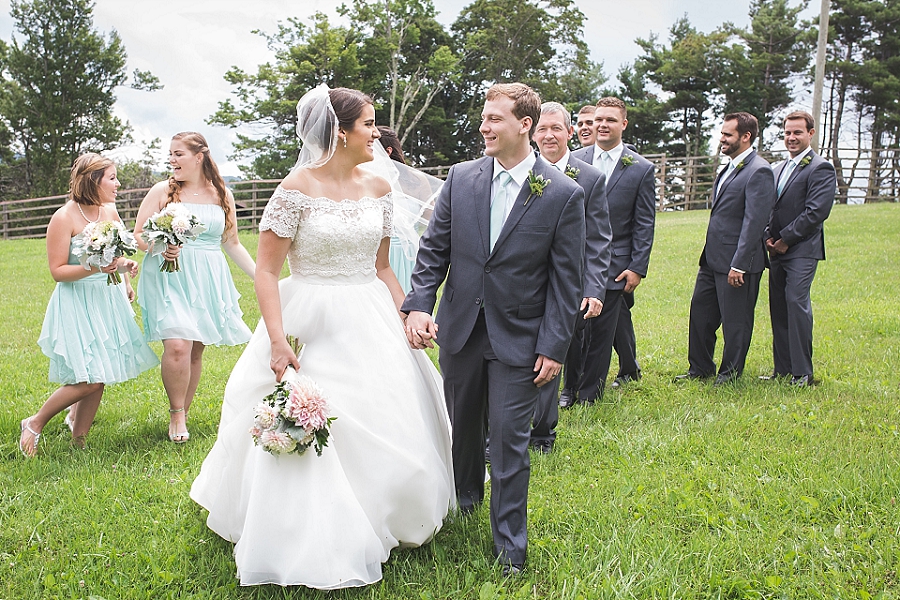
left=342, top=136, right=347, bottom=148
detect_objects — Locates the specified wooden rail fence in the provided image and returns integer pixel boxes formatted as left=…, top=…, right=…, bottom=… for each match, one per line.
left=2, top=149, right=897, bottom=240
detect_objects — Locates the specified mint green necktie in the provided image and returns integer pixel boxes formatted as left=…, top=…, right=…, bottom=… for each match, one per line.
left=490, top=171, right=513, bottom=251
left=777, top=159, right=796, bottom=196
left=600, top=151, right=613, bottom=178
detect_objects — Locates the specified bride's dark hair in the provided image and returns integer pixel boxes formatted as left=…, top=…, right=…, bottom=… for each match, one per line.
left=328, top=88, right=374, bottom=135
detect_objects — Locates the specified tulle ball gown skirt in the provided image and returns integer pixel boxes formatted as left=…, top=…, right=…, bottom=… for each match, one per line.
left=190, top=271, right=455, bottom=588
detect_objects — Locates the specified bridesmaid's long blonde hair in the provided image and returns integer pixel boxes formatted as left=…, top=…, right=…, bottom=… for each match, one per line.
left=165, top=132, right=234, bottom=240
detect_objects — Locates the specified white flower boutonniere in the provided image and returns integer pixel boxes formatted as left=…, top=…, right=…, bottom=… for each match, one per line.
left=798, top=155, right=812, bottom=168
left=564, top=165, right=580, bottom=180
left=525, top=171, right=550, bottom=206
left=621, top=155, right=634, bottom=167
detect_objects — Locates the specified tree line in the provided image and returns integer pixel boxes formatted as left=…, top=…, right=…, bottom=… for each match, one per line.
left=1, top=0, right=898, bottom=201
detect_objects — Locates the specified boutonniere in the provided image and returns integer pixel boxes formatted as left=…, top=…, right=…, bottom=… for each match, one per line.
left=564, top=164, right=580, bottom=180
left=734, top=160, right=746, bottom=170
left=525, top=171, right=550, bottom=206
left=798, top=155, right=812, bottom=168
left=621, top=155, right=634, bottom=167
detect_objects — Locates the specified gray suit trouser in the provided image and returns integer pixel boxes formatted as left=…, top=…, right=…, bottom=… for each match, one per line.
left=440, top=312, right=537, bottom=566
left=769, top=256, right=818, bottom=377
left=614, top=292, right=640, bottom=376
left=688, top=263, right=762, bottom=378
left=566, top=289, right=625, bottom=400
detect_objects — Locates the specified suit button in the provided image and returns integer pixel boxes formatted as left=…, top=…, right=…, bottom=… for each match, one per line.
left=484, top=266, right=491, bottom=273
left=475, top=298, right=482, bottom=305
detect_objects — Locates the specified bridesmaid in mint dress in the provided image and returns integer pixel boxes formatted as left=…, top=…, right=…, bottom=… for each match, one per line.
left=134, top=132, right=255, bottom=444
left=19, top=154, right=159, bottom=457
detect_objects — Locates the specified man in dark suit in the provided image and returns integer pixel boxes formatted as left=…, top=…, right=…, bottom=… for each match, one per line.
left=677, top=112, right=775, bottom=385
left=402, top=83, right=585, bottom=573
left=763, top=111, right=836, bottom=387
left=566, top=97, right=656, bottom=404
left=529, top=101, right=612, bottom=453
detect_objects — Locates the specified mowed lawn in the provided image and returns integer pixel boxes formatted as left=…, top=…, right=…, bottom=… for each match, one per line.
left=0, top=203, right=897, bottom=599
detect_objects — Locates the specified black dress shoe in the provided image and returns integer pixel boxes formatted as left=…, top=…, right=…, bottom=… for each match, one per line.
left=790, top=374, right=814, bottom=387
left=611, top=371, right=641, bottom=388
left=531, top=440, right=553, bottom=454
left=558, top=388, right=578, bottom=408
left=501, top=564, right=523, bottom=577
left=673, top=371, right=709, bottom=383
left=713, top=372, right=739, bottom=387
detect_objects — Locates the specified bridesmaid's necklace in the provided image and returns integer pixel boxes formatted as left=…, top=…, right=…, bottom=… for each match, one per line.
left=77, top=203, right=101, bottom=223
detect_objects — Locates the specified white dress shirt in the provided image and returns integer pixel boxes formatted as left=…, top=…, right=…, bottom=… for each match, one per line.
left=492, top=152, right=536, bottom=222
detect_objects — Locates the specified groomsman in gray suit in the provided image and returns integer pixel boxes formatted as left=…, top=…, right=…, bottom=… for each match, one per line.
left=567, top=97, right=656, bottom=404
left=402, top=83, right=585, bottom=574
left=530, top=101, right=612, bottom=453
left=676, top=112, right=775, bottom=385
left=763, top=111, right=836, bottom=387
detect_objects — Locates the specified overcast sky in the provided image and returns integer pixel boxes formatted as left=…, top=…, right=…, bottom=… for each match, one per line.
left=0, top=0, right=816, bottom=176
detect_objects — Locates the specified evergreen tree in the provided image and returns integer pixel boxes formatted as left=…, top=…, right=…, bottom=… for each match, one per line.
left=0, top=0, right=132, bottom=196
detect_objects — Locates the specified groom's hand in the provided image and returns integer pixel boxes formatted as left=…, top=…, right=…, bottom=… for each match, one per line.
left=405, top=311, right=438, bottom=350
left=533, top=355, right=562, bottom=387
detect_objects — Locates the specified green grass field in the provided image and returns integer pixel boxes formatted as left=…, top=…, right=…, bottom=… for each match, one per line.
left=1, top=204, right=898, bottom=599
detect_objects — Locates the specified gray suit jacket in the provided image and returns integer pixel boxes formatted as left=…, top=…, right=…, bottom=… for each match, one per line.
left=703, top=150, right=775, bottom=274
left=572, top=145, right=656, bottom=290
left=402, top=153, right=586, bottom=367
left=566, top=156, right=612, bottom=301
left=766, top=151, right=836, bottom=261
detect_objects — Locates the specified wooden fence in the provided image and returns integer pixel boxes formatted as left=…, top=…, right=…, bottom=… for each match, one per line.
left=2, top=149, right=897, bottom=240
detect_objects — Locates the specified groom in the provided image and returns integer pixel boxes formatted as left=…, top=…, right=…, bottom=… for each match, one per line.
left=402, top=83, right=585, bottom=574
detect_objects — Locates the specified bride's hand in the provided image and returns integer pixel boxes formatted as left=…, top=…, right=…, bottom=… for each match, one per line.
left=270, top=337, right=301, bottom=382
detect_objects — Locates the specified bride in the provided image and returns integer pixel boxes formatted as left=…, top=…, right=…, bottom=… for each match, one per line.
left=189, top=85, right=454, bottom=589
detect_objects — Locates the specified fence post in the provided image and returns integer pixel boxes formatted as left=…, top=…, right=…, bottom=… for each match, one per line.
left=657, top=153, right=667, bottom=209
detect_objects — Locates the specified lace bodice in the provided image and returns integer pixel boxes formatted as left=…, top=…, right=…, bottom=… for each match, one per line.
left=259, top=186, right=394, bottom=277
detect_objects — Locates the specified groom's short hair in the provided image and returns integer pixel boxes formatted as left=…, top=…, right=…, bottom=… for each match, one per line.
left=540, top=102, right=573, bottom=129
left=487, top=83, right=541, bottom=137
left=596, top=97, right=627, bottom=120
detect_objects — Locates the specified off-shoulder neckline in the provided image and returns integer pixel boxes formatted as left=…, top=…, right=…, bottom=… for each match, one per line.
left=274, top=185, right=391, bottom=204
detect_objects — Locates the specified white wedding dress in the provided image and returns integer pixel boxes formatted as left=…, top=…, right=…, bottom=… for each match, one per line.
left=190, top=187, right=455, bottom=589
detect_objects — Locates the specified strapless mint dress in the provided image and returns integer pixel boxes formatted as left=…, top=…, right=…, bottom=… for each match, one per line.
left=38, top=238, right=159, bottom=384
left=137, top=203, right=251, bottom=345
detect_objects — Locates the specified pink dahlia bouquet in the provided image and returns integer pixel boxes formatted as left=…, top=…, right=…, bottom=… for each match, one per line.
left=139, top=203, right=207, bottom=272
left=71, top=220, right=138, bottom=285
left=250, top=367, right=335, bottom=456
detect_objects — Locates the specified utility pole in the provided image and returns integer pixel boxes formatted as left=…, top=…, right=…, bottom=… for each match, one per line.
left=811, top=0, right=831, bottom=152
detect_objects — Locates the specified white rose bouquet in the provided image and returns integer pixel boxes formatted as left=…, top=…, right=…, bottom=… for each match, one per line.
left=250, top=366, right=335, bottom=457
left=140, top=203, right=207, bottom=272
left=71, top=220, right=138, bottom=285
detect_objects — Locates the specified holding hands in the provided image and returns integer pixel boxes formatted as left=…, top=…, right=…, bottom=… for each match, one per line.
left=405, top=311, right=438, bottom=350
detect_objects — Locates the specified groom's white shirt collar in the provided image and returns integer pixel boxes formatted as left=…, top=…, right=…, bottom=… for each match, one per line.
left=548, top=150, right=572, bottom=172
left=593, top=142, right=624, bottom=166
left=493, top=152, right=536, bottom=190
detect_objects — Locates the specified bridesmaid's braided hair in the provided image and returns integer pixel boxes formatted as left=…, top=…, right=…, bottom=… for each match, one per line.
left=165, top=132, right=234, bottom=241
left=69, top=153, right=115, bottom=207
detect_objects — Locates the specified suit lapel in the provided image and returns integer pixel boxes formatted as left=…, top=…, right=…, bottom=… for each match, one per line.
left=490, top=153, right=546, bottom=254
left=714, top=150, right=756, bottom=209
left=779, top=151, right=812, bottom=198
left=475, top=159, right=493, bottom=257
left=605, top=148, right=628, bottom=194
left=712, top=164, right=727, bottom=207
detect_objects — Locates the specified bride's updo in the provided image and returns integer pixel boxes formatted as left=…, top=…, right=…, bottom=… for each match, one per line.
left=328, top=88, right=374, bottom=135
